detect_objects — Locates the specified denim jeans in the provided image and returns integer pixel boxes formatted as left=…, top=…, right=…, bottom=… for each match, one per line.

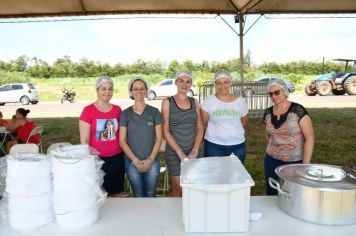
left=264, top=153, right=302, bottom=195
left=203, top=139, right=246, bottom=163
left=124, top=157, right=160, bottom=197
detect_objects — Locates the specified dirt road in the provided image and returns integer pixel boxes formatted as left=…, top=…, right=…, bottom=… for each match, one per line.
left=0, top=95, right=355, bottom=118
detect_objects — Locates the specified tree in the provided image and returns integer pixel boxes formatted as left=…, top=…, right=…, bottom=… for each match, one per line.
left=182, top=59, right=194, bottom=72
left=165, top=60, right=180, bottom=77
left=27, top=57, right=51, bottom=78
left=52, top=56, right=74, bottom=77
left=10, top=55, right=29, bottom=72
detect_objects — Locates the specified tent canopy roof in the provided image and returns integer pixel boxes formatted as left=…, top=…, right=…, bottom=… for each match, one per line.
left=1, top=0, right=356, bottom=18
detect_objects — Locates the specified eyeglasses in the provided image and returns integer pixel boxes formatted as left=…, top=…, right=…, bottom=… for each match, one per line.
left=268, top=90, right=281, bottom=97
left=131, top=88, right=146, bottom=92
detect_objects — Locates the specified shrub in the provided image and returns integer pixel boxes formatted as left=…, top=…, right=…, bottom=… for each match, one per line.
left=287, top=73, right=304, bottom=84
left=0, top=70, right=30, bottom=85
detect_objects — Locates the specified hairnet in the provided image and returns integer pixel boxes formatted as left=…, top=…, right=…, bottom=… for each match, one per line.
left=267, top=78, right=289, bottom=97
left=214, top=70, right=232, bottom=82
left=175, top=70, right=192, bottom=80
left=96, top=75, right=114, bottom=90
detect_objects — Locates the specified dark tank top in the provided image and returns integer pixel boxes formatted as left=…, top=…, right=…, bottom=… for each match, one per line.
left=166, top=96, right=197, bottom=153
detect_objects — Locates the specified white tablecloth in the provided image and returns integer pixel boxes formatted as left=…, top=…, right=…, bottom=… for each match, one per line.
left=0, top=196, right=355, bottom=236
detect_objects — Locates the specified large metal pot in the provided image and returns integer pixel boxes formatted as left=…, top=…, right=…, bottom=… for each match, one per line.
left=269, top=164, right=356, bottom=225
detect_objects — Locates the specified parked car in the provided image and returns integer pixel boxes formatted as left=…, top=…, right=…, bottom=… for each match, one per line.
left=0, top=83, right=39, bottom=105
left=241, top=77, right=295, bottom=97
left=147, top=79, right=197, bottom=100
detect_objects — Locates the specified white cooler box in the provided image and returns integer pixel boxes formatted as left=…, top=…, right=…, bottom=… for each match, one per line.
left=181, top=156, right=255, bottom=233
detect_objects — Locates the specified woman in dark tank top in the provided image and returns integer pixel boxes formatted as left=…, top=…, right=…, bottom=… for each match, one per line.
left=161, top=70, right=204, bottom=197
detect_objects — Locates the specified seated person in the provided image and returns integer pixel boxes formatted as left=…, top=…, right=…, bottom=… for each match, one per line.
left=0, top=111, right=9, bottom=127
left=0, top=111, right=10, bottom=145
left=5, top=108, right=39, bottom=153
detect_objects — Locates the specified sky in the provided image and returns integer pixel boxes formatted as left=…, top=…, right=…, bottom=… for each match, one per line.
left=0, top=14, right=355, bottom=66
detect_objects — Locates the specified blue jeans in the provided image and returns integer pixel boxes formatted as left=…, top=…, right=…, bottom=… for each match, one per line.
left=204, top=139, right=246, bottom=163
left=264, top=153, right=302, bottom=195
left=124, top=157, right=160, bottom=197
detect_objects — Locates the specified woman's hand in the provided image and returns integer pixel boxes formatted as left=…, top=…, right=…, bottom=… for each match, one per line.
left=133, top=159, right=145, bottom=172
left=133, top=158, right=153, bottom=173
left=187, top=149, right=198, bottom=159
left=141, top=159, right=154, bottom=172
left=176, top=150, right=187, bottom=160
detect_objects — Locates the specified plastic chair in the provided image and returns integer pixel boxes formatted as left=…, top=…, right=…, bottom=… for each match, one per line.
left=9, top=143, right=39, bottom=154
left=47, top=142, right=72, bottom=154
left=26, top=126, right=44, bottom=153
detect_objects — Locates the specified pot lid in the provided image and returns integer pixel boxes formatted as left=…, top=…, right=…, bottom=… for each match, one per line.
left=276, top=164, right=356, bottom=189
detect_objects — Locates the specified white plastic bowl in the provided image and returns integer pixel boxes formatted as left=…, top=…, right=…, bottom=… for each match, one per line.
left=6, top=176, right=51, bottom=196
left=8, top=209, right=52, bottom=229
left=52, top=155, right=97, bottom=177
left=53, top=191, right=97, bottom=212
left=55, top=203, right=99, bottom=228
left=7, top=192, right=51, bottom=212
left=7, top=154, right=51, bottom=178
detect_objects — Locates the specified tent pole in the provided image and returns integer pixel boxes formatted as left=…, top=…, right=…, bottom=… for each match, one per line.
left=239, top=13, right=244, bottom=83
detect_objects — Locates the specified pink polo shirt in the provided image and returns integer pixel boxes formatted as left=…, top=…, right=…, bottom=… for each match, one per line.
left=80, top=103, right=122, bottom=157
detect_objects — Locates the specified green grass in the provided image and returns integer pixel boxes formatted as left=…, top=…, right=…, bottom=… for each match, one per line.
left=32, top=108, right=356, bottom=196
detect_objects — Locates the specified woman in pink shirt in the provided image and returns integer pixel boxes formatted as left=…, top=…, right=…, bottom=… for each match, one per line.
left=79, top=76, right=125, bottom=197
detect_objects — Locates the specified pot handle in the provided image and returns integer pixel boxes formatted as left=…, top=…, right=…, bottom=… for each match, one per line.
left=268, top=177, right=291, bottom=198
left=343, top=166, right=356, bottom=178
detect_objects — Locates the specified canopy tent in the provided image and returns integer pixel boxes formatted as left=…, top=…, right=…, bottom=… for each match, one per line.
left=1, top=0, right=356, bottom=17
left=1, top=0, right=356, bottom=81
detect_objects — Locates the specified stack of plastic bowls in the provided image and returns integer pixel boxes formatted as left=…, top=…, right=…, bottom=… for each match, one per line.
left=0, top=157, right=6, bottom=196
left=5, top=153, right=52, bottom=229
left=51, top=144, right=104, bottom=228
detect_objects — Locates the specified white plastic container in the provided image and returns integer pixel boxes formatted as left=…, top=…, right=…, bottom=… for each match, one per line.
left=6, top=176, right=51, bottom=196
left=53, top=190, right=97, bottom=212
left=7, top=192, right=51, bottom=212
left=7, top=154, right=51, bottom=178
left=180, top=156, right=255, bottom=233
left=8, top=209, right=52, bottom=229
left=52, top=155, right=97, bottom=176
left=55, top=203, right=99, bottom=228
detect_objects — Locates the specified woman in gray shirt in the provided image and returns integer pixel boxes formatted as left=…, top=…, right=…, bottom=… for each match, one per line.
left=119, top=77, right=163, bottom=197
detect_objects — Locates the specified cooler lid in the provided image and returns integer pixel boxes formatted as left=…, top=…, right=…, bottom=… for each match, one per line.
left=180, top=156, right=254, bottom=187
left=276, top=164, right=356, bottom=189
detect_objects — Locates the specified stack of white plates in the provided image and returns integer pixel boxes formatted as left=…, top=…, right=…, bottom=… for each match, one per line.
left=51, top=144, right=103, bottom=228
left=5, top=153, right=52, bottom=229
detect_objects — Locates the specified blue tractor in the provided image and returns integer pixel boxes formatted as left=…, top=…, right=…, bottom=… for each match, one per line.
left=305, top=59, right=356, bottom=96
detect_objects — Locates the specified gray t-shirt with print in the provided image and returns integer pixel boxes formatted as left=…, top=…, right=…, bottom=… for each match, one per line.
left=119, top=105, right=163, bottom=160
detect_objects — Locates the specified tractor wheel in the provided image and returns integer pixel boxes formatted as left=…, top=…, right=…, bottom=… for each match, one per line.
left=344, top=76, right=356, bottom=95
left=304, top=82, right=317, bottom=96
left=331, top=89, right=345, bottom=96
left=316, top=81, right=332, bottom=96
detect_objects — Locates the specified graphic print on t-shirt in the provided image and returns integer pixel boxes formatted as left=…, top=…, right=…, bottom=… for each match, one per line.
left=96, top=119, right=118, bottom=141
